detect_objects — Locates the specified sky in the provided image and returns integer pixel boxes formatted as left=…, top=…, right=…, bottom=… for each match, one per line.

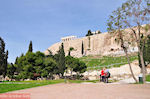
left=0, top=0, right=126, bottom=63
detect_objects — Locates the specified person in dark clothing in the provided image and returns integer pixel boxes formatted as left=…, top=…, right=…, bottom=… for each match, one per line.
left=104, top=68, right=110, bottom=83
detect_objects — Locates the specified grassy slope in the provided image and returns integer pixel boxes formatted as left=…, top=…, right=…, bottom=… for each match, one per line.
left=79, top=54, right=138, bottom=70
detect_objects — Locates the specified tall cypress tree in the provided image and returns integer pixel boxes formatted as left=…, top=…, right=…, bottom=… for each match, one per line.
left=0, top=37, right=5, bottom=75
left=58, top=43, right=66, bottom=77
left=4, top=50, right=8, bottom=77
left=28, top=41, right=33, bottom=52
left=15, top=57, right=18, bottom=64
left=81, top=41, right=84, bottom=55
left=0, top=37, right=8, bottom=77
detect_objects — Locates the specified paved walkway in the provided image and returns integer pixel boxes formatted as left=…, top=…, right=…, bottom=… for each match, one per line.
left=10, top=83, right=150, bottom=99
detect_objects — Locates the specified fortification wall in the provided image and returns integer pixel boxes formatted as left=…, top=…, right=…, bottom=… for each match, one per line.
left=44, top=32, right=125, bottom=57
left=44, top=24, right=150, bottom=57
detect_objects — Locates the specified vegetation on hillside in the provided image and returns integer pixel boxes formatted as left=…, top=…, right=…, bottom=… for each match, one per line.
left=79, top=54, right=138, bottom=70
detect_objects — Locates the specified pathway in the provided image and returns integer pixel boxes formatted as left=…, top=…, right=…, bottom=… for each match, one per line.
left=9, top=83, right=150, bottom=99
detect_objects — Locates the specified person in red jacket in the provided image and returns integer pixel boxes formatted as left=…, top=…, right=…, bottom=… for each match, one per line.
left=100, top=67, right=106, bottom=82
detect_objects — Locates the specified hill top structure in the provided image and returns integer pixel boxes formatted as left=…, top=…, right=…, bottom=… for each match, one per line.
left=44, top=30, right=138, bottom=57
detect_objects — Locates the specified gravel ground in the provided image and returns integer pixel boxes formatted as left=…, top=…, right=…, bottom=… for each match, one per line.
left=10, top=83, right=150, bottom=99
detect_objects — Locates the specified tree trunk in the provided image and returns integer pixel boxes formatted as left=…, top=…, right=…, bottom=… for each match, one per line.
left=118, top=29, right=138, bottom=83
left=138, top=46, right=146, bottom=83
left=124, top=48, right=138, bottom=83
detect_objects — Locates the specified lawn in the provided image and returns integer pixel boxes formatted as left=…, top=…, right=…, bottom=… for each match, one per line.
left=0, top=80, right=65, bottom=93
left=0, top=79, right=100, bottom=93
left=79, top=54, right=138, bottom=70
left=146, top=75, right=150, bottom=82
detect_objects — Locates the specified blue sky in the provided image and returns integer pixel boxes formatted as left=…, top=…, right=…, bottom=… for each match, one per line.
left=0, top=0, right=125, bottom=63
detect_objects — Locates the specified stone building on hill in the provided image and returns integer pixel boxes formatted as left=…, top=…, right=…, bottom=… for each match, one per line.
left=44, top=31, right=138, bottom=57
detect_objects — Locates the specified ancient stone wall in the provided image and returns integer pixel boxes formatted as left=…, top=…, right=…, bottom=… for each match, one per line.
left=44, top=32, right=127, bottom=57
left=44, top=24, right=150, bottom=57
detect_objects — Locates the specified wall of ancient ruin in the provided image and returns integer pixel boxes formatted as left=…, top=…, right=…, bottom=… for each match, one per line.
left=44, top=32, right=128, bottom=57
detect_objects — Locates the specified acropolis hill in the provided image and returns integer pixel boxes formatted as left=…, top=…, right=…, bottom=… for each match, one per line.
left=44, top=30, right=138, bottom=57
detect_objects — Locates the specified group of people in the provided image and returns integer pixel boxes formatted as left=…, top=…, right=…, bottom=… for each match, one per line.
left=100, top=67, right=110, bottom=83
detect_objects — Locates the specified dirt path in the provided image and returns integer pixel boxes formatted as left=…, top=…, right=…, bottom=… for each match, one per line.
left=10, top=83, right=150, bottom=99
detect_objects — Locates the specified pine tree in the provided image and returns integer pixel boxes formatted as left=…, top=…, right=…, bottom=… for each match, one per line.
left=58, top=43, right=66, bottom=77
left=86, top=30, right=93, bottom=36
left=81, top=41, right=84, bottom=55
left=28, top=41, right=33, bottom=52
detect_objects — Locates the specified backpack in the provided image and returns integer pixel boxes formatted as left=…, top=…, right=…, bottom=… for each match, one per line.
left=106, top=72, right=110, bottom=78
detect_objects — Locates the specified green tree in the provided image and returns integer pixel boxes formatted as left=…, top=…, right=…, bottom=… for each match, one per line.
left=0, top=37, right=8, bottom=78
left=15, top=57, right=18, bottom=64
left=68, top=47, right=74, bottom=56
left=15, top=52, right=36, bottom=80
left=73, top=60, right=86, bottom=74
left=81, top=41, right=84, bottom=55
left=42, top=57, right=57, bottom=78
left=58, top=43, right=66, bottom=77
left=28, top=41, right=33, bottom=52
left=66, top=56, right=87, bottom=76
left=14, top=49, right=59, bottom=80
left=65, top=56, right=74, bottom=76
left=7, top=63, right=16, bottom=80
left=15, top=54, right=25, bottom=74
left=4, top=50, right=8, bottom=77
left=86, top=30, right=93, bottom=36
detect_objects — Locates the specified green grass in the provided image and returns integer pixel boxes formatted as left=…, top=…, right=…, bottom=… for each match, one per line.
left=0, top=80, right=65, bottom=93
left=79, top=54, right=138, bottom=70
left=146, top=75, right=150, bottom=82
left=0, top=79, right=100, bottom=93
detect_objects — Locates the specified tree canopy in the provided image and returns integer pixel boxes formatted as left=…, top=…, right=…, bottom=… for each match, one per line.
left=86, top=30, right=93, bottom=36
